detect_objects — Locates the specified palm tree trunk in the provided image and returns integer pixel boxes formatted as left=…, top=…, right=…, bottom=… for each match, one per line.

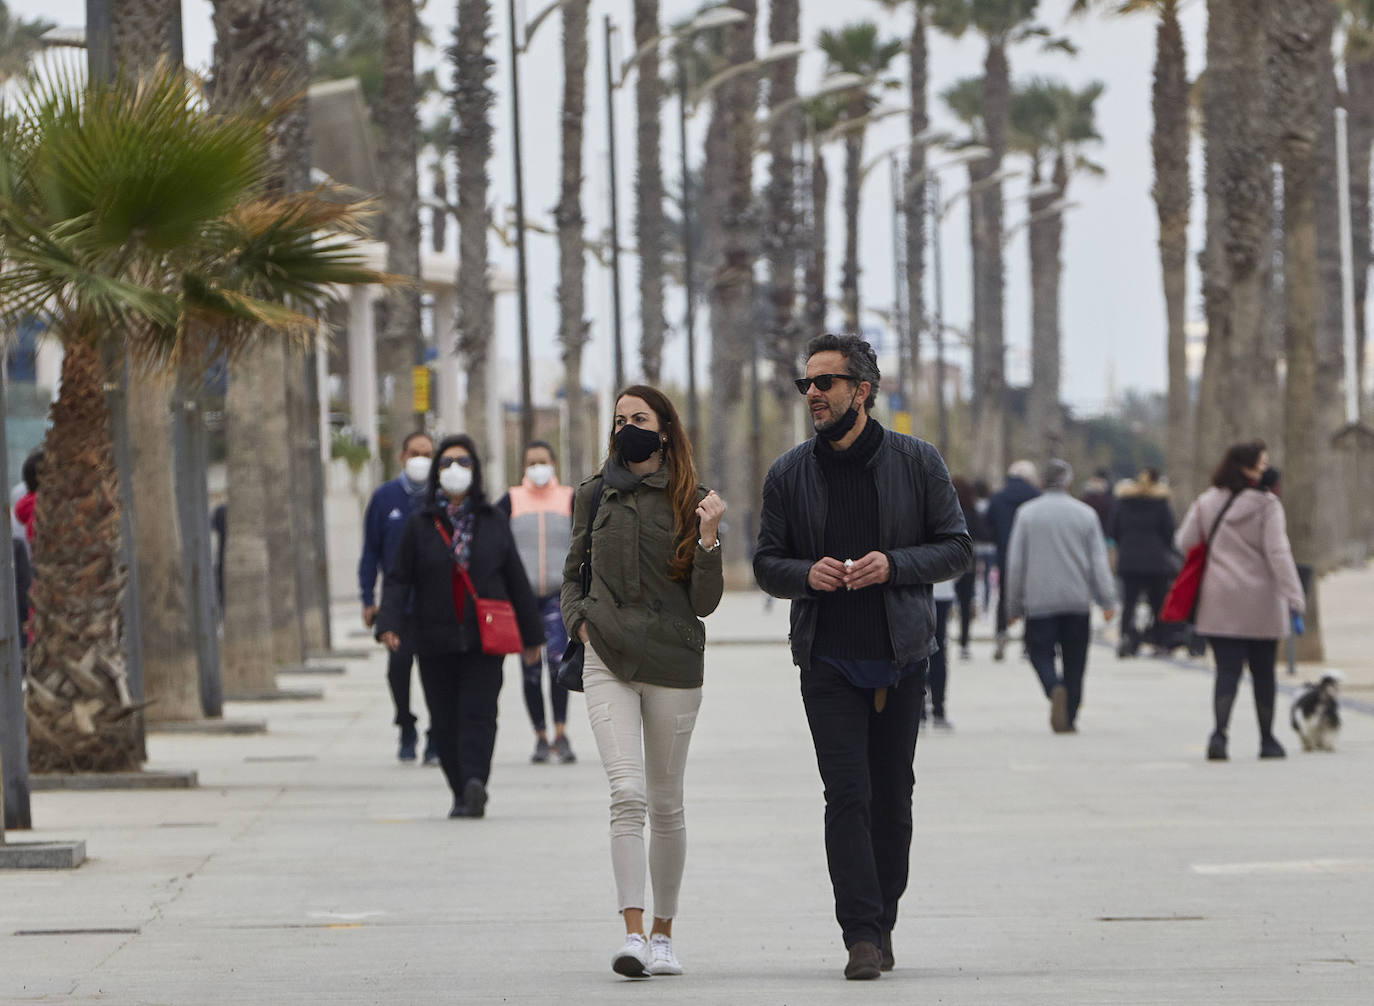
left=966, top=160, right=982, bottom=436
left=454, top=0, right=496, bottom=454
left=708, top=0, right=756, bottom=572
left=974, top=38, right=1009, bottom=479
left=1273, top=0, right=1336, bottom=662
left=904, top=9, right=929, bottom=413
left=557, top=0, right=591, bottom=478
left=1347, top=51, right=1374, bottom=403
left=763, top=0, right=800, bottom=422
left=841, top=127, right=863, bottom=336
left=378, top=0, right=423, bottom=469
left=1197, top=0, right=1276, bottom=487
left=1153, top=2, right=1192, bottom=510
left=1027, top=159, right=1065, bottom=463
left=27, top=342, right=140, bottom=772
left=634, top=0, right=667, bottom=383
left=111, top=0, right=202, bottom=724
left=804, top=141, right=829, bottom=344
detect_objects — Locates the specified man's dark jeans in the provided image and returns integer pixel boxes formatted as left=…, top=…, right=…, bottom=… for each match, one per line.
left=387, top=635, right=425, bottom=729
left=1024, top=613, right=1091, bottom=726
left=800, top=659, right=925, bottom=949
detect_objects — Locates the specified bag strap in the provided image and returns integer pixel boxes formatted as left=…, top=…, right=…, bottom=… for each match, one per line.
left=578, top=477, right=606, bottom=597
left=1205, top=491, right=1241, bottom=548
left=432, top=516, right=477, bottom=620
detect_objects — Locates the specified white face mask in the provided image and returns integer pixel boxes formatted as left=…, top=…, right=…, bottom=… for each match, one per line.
left=525, top=463, right=555, bottom=487
left=403, top=456, right=432, bottom=484
left=439, top=463, right=473, bottom=497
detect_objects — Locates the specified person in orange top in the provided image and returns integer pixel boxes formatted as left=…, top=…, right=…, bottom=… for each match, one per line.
left=497, top=441, right=578, bottom=764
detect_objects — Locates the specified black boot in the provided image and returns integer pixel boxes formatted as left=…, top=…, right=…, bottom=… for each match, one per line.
left=1206, top=731, right=1227, bottom=761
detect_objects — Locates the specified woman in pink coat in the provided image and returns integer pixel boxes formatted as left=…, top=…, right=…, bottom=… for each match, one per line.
left=1176, top=441, right=1306, bottom=761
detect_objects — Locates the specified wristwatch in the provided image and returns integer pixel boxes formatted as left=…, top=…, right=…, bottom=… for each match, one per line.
left=698, top=537, right=721, bottom=553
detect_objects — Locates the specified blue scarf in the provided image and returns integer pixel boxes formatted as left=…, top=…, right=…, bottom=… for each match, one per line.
left=443, top=498, right=475, bottom=569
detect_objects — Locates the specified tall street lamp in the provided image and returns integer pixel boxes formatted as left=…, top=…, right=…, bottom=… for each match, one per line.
left=508, top=0, right=574, bottom=449
left=605, top=5, right=747, bottom=393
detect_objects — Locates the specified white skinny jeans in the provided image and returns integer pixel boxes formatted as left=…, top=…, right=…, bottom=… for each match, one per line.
left=583, top=645, right=702, bottom=919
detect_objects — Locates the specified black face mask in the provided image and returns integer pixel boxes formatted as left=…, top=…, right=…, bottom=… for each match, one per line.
left=817, top=391, right=861, bottom=442
left=615, top=424, right=663, bottom=464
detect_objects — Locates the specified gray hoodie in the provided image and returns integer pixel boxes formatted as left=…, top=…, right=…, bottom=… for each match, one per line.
left=1004, top=489, right=1117, bottom=620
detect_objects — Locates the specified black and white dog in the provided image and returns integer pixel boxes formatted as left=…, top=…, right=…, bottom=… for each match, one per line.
left=1290, top=672, right=1342, bottom=752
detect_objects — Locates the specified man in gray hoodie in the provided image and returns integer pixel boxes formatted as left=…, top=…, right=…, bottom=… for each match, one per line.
left=1004, top=459, right=1117, bottom=733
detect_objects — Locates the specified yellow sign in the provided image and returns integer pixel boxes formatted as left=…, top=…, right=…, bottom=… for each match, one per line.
left=412, top=366, right=431, bottom=413
left=892, top=410, right=913, bottom=435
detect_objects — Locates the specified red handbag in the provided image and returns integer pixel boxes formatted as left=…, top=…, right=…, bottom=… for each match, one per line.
left=1159, top=491, right=1240, bottom=624
left=434, top=518, right=524, bottom=655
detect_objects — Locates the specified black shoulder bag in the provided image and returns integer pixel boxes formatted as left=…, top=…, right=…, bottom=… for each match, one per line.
left=554, top=477, right=605, bottom=693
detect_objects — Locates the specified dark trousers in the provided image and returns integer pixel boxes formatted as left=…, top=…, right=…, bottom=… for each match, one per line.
left=1208, top=637, right=1278, bottom=739
left=800, top=659, right=924, bottom=949
left=1024, top=614, right=1091, bottom=727
left=927, top=600, right=953, bottom=718
left=522, top=594, right=570, bottom=732
left=417, top=652, right=505, bottom=803
left=1119, top=573, right=1170, bottom=652
left=994, top=557, right=1010, bottom=637
left=954, top=572, right=976, bottom=650
left=387, top=636, right=427, bottom=730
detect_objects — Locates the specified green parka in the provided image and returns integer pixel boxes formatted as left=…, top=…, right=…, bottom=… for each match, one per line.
left=561, top=464, right=724, bottom=688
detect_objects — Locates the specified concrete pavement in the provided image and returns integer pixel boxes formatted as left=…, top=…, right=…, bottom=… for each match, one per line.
left=2, top=594, right=1371, bottom=1004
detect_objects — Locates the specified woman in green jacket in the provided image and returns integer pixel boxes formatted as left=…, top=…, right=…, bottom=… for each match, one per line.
left=562, top=385, right=725, bottom=979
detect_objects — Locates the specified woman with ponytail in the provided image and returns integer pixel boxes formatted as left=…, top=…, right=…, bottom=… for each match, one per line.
left=561, top=385, right=725, bottom=979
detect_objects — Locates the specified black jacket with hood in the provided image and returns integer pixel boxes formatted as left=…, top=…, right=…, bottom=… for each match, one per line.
left=1109, top=479, right=1177, bottom=577
left=753, top=424, right=973, bottom=670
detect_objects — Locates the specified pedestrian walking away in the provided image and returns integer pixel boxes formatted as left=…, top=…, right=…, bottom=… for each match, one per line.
left=928, top=575, right=956, bottom=728
left=1176, top=441, right=1305, bottom=762
left=1080, top=467, right=1116, bottom=540
left=561, top=385, right=725, bottom=980
left=1004, top=459, right=1118, bottom=734
left=754, top=334, right=972, bottom=981
left=377, top=435, right=545, bottom=818
left=987, top=461, right=1041, bottom=660
left=498, top=440, right=578, bottom=765
left=360, top=432, right=439, bottom=763
left=1110, top=468, right=1176, bottom=657
left=952, top=476, right=991, bottom=660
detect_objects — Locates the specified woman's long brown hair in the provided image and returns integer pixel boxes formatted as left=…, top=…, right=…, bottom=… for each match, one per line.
left=606, top=385, right=699, bottom=582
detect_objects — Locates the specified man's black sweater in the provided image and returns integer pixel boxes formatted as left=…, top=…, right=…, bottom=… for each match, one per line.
left=813, top=417, right=892, bottom=662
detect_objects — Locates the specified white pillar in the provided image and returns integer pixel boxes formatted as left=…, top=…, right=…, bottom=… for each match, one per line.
left=347, top=285, right=379, bottom=464
left=434, top=287, right=462, bottom=438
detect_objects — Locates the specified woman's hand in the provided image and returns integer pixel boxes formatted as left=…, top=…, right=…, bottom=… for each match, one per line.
left=696, top=490, right=726, bottom=548
left=379, top=631, right=401, bottom=652
left=578, top=623, right=590, bottom=644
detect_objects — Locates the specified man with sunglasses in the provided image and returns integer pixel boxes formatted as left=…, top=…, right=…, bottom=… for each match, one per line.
left=755, top=334, right=972, bottom=981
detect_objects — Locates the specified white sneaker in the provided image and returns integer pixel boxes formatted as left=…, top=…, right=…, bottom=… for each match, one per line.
left=611, top=933, right=651, bottom=978
left=647, top=933, right=683, bottom=976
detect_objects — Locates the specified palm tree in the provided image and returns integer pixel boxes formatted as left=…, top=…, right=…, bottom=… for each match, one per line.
left=110, top=0, right=203, bottom=725
left=210, top=0, right=318, bottom=678
left=1010, top=79, right=1104, bottom=462
left=1274, top=0, right=1339, bottom=661
left=1, top=67, right=381, bottom=771
left=1070, top=0, right=1193, bottom=505
left=1195, top=0, right=1278, bottom=484
left=708, top=0, right=756, bottom=568
left=942, top=75, right=989, bottom=444
left=877, top=0, right=937, bottom=416
left=376, top=0, right=423, bottom=471
left=762, top=0, right=801, bottom=414
left=801, top=98, right=842, bottom=345
left=452, top=0, right=496, bottom=453
left=816, top=22, right=904, bottom=335
left=633, top=0, right=668, bottom=383
left=0, top=1, right=52, bottom=83
left=932, top=0, right=1057, bottom=478
left=556, top=0, right=591, bottom=478
left=1343, top=1, right=1374, bottom=401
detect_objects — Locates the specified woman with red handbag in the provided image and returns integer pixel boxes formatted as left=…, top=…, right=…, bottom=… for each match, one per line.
left=378, top=434, right=544, bottom=818
left=1175, top=441, right=1305, bottom=762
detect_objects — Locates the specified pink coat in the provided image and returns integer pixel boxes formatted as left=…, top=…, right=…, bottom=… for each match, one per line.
left=1175, top=487, right=1306, bottom=640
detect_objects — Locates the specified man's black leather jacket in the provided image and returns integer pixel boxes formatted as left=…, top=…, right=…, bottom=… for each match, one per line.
left=753, top=426, right=973, bottom=670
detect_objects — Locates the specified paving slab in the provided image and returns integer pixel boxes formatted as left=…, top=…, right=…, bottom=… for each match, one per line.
left=28, top=769, right=198, bottom=791
left=1, top=594, right=1369, bottom=1004
left=0, top=840, right=86, bottom=869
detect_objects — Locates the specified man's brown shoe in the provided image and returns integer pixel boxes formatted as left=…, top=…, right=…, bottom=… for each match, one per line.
left=1050, top=684, right=1069, bottom=733
left=880, top=931, right=894, bottom=971
left=844, top=941, right=882, bottom=980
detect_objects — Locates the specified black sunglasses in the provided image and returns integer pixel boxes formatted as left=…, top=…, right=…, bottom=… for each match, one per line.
left=794, top=373, right=855, bottom=395
left=438, top=455, right=474, bottom=470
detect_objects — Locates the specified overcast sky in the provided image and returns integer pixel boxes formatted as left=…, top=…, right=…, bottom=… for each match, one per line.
left=14, top=0, right=1209, bottom=415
